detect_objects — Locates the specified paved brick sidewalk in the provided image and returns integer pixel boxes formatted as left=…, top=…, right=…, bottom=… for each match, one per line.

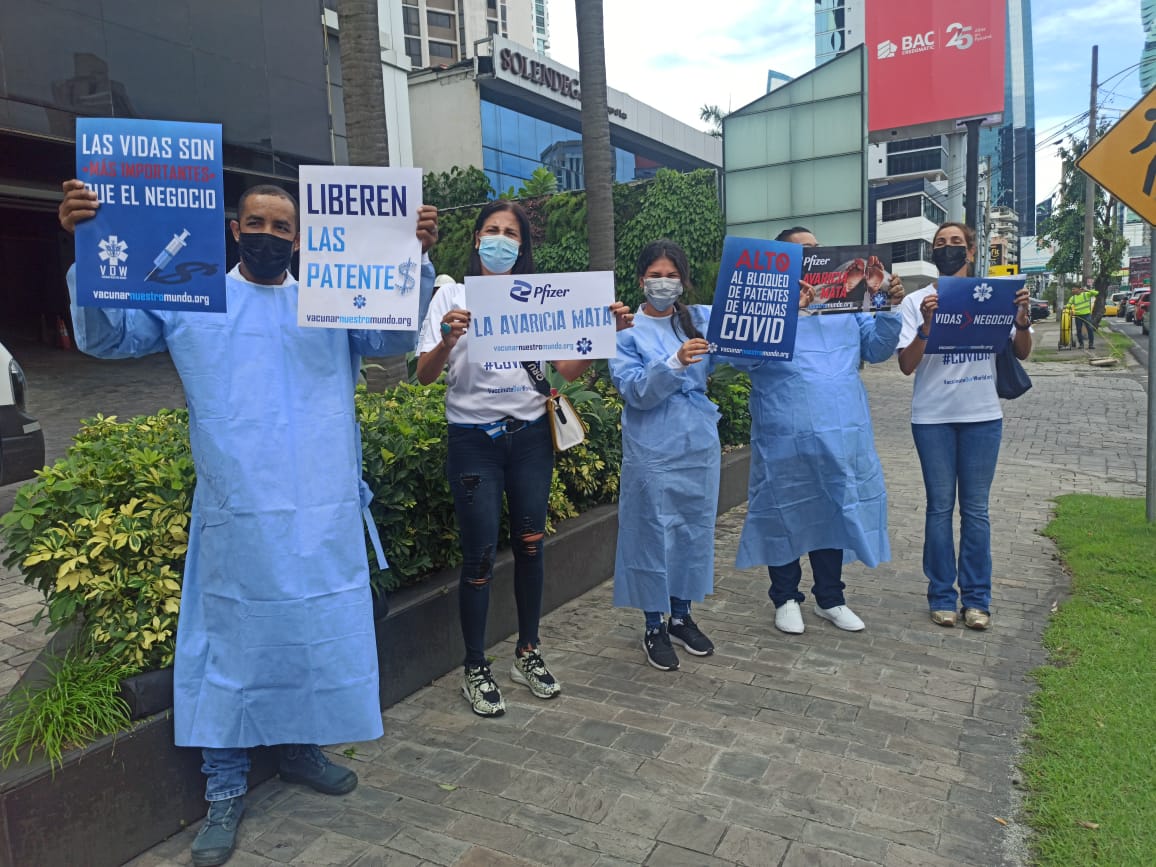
left=119, top=345, right=1146, bottom=867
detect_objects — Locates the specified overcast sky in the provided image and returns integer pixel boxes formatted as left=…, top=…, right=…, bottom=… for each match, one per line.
left=547, top=0, right=1146, bottom=225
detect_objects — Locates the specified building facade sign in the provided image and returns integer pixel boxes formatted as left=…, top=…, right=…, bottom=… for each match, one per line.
left=490, top=36, right=626, bottom=120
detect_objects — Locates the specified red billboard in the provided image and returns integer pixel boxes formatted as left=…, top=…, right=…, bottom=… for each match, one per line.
left=867, top=0, right=1007, bottom=132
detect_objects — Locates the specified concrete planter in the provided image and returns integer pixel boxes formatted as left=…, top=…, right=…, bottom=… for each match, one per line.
left=0, top=447, right=750, bottom=867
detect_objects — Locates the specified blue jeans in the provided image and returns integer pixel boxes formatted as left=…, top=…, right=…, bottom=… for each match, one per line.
left=644, top=598, right=690, bottom=629
left=202, top=748, right=250, bottom=801
left=767, top=549, right=845, bottom=609
left=448, top=420, right=554, bottom=667
left=201, top=744, right=322, bottom=801
left=911, top=420, right=1003, bottom=612
left=1075, top=314, right=1095, bottom=347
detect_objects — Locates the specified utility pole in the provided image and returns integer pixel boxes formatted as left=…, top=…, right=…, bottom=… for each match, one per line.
left=1081, top=46, right=1099, bottom=289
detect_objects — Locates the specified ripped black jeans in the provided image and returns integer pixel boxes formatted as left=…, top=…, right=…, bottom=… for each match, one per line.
left=447, top=421, right=554, bottom=667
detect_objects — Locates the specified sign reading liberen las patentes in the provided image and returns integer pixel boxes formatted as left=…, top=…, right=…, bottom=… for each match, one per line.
left=705, top=236, right=802, bottom=361
left=464, top=271, right=616, bottom=364
left=1079, top=85, right=1156, bottom=226
left=74, top=118, right=225, bottom=311
left=297, top=165, right=423, bottom=330
left=923, top=276, right=1025, bottom=354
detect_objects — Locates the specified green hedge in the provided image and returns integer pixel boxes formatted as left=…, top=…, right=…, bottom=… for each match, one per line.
left=0, top=371, right=751, bottom=672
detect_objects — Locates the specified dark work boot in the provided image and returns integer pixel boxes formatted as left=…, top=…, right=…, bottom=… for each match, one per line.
left=191, top=796, right=244, bottom=867
left=279, top=744, right=358, bottom=795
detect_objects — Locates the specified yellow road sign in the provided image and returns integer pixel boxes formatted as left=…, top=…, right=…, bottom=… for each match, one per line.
left=989, top=265, right=1019, bottom=276
left=1079, top=85, right=1156, bottom=224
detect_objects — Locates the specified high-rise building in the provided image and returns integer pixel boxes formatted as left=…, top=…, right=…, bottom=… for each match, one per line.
left=401, top=0, right=534, bottom=69
left=531, top=0, right=549, bottom=54
left=814, top=0, right=864, bottom=66
left=1143, top=0, right=1156, bottom=91
left=980, top=0, right=1036, bottom=235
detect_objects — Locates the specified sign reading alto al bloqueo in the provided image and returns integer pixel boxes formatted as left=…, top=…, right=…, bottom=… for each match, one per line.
left=464, top=271, right=616, bottom=364
left=297, top=165, right=424, bottom=330
left=74, top=117, right=225, bottom=311
left=705, top=236, right=802, bottom=361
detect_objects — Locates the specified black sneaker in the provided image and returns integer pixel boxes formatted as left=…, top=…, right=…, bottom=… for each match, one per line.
left=668, top=615, right=715, bottom=656
left=642, top=624, right=679, bottom=671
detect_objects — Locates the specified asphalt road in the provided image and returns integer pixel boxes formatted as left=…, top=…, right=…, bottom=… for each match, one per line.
left=1107, top=316, right=1150, bottom=371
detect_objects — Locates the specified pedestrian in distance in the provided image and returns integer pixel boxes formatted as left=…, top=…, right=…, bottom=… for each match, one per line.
left=733, top=227, right=906, bottom=636
left=1069, top=283, right=1098, bottom=349
left=415, top=200, right=633, bottom=717
left=58, top=179, right=439, bottom=867
left=896, top=221, right=1033, bottom=630
left=609, top=239, right=719, bottom=671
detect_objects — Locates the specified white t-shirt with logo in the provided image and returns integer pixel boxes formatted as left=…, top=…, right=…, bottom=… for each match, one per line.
left=417, top=281, right=546, bottom=424
left=898, top=285, right=1015, bottom=425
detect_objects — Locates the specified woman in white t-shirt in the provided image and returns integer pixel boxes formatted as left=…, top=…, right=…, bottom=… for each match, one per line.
left=896, top=222, right=1032, bottom=631
left=416, top=201, right=631, bottom=717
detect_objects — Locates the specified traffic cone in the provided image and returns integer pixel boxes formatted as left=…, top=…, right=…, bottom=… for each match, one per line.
left=56, top=315, right=74, bottom=350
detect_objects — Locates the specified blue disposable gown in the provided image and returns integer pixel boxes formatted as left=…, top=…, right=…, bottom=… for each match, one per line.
left=610, top=305, right=720, bottom=611
left=735, top=312, right=900, bottom=569
left=67, top=262, right=433, bottom=748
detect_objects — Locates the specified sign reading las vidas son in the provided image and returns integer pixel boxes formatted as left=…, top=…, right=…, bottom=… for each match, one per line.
left=1079, top=85, right=1156, bottom=225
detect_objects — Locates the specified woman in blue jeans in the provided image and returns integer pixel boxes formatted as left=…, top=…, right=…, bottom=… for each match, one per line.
left=416, top=201, right=631, bottom=716
left=897, top=221, right=1032, bottom=629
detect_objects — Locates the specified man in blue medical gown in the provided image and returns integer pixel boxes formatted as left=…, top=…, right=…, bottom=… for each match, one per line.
left=59, top=180, right=437, bottom=867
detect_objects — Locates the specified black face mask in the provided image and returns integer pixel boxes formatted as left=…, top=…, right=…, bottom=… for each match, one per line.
left=931, top=245, right=969, bottom=277
left=237, top=232, right=294, bottom=281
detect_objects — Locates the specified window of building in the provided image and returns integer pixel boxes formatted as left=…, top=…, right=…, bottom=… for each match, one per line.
left=487, top=20, right=498, bottom=35
left=428, top=40, right=456, bottom=61
left=402, top=6, right=420, bottom=34
left=887, top=150, right=945, bottom=175
left=405, top=37, right=422, bottom=67
left=427, top=11, right=454, bottom=30
left=891, top=240, right=930, bottom=263
left=924, top=197, right=946, bottom=224
left=887, top=135, right=942, bottom=154
left=881, top=195, right=921, bottom=222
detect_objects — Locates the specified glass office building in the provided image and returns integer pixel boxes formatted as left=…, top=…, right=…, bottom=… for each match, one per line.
left=410, top=36, right=721, bottom=197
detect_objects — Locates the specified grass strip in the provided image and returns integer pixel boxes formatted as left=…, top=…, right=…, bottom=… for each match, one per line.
left=1024, top=495, right=1156, bottom=865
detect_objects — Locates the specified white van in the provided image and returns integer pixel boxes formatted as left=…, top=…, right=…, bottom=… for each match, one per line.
left=0, top=342, right=45, bottom=485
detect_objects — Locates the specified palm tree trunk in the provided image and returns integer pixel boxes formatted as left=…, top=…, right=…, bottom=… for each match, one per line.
left=337, top=0, right=389, bottom=166
left=574, top=0, right=615, bottom=271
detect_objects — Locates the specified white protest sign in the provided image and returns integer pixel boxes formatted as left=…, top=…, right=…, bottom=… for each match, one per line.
left=464, top=271, right=616, bottom=364
left=297, top=165, right=422, bottom=330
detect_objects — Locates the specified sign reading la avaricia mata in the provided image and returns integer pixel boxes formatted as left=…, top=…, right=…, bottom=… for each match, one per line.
left=705, top=235, right=802, bottom=361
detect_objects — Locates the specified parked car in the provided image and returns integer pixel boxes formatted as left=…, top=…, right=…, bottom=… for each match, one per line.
left=0, top=341, right=45, bottom=486
left=1136, top=290, right=1151, bottom=335
left=1106, top=291, right=1127, bottom=317
left=1029, top=297, right=1050, bottom=321
left=1124, top=288, right=1148, bottom=322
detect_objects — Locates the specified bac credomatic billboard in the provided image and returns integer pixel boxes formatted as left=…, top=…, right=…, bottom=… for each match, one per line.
left=866, top=0, right=1006, bottom=132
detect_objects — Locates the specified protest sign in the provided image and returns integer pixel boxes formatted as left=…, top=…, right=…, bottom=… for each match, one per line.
left=74, top=118, right=225, bottom=311
left=297, top=165, right=423, bottom=330
left=464, top=271, right=616, bottom=363
left=705, top=236, right=802, bottom=361
left=924, top=276, right=1026, bottom=354
left=801, top=246, right=894, bottom=314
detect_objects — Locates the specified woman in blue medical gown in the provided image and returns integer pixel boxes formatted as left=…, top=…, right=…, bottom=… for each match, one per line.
left=736, top=227, right=905, bottom=636
left=611, top=240, right=720, bottom=672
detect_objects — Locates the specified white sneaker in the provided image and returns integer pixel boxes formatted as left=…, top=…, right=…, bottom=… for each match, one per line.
left=774, top=600, right=805, bottom=634
left=814, top=604, right=865, bottom=631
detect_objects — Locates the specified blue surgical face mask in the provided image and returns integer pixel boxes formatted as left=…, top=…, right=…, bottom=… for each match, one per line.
left=643, top=277, right=683, bottom=312
left=477, top=235, right=521, bottom=273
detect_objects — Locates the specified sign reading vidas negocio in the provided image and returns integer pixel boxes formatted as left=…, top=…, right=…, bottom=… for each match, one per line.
left=74, top=117, right=225, bottom=312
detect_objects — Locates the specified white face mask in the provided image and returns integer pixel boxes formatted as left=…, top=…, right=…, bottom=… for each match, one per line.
left=643, top=277, right=683, bottom=312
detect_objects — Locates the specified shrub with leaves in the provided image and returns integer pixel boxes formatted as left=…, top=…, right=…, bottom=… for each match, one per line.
left=0, top=411, right=192, bottom=671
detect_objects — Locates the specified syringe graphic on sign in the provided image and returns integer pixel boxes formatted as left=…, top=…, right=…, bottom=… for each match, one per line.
left=146, top=229, right=191, bottom=281
left=397, top=258, right=417, bottom=295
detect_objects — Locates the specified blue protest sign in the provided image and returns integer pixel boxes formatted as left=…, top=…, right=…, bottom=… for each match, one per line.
left=924, top=276, right=1025, bottom=354
left=74, top=118, right=225, bottom=312
left=705, top=235, right=802, bottom=361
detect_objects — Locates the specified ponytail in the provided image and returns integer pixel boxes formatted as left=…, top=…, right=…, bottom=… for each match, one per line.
left=671, top=301, right=702, bottom=341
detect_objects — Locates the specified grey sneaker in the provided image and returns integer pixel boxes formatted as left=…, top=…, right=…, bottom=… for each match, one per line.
left=191, top=796, right=244, bottom=867
left=463, top=664, right=506, bottom=716
left=510, top=648, right=561, bottom=699
left=279, top=744, right=357, bottom=795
